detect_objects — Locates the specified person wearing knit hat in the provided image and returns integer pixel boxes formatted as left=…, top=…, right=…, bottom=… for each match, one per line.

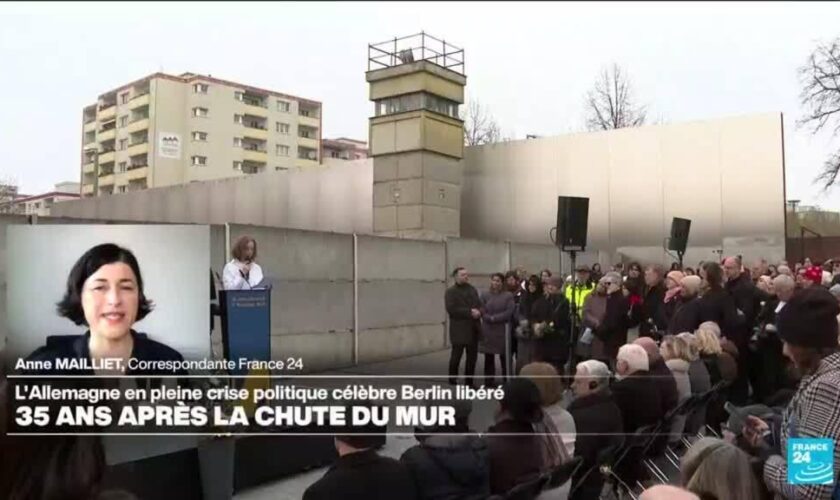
left=797, top=265, right=823, bottom=289
left=743, top=287, right=840, bottom=500
left=667, top=275, right=703, bottom=335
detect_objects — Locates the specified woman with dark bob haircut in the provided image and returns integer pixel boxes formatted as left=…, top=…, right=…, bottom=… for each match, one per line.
left=23, top=243, right=185, bottom=376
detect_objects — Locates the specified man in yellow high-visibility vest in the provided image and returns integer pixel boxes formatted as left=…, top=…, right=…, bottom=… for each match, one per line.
left=565, top=266, right=595, bottom=317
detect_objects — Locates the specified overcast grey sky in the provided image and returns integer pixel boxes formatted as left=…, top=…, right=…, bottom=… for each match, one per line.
left=2, top=1, right=839, bottom=209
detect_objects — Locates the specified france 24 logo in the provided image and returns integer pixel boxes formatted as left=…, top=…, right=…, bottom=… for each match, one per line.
left=788, top=438, right=835, bottom=485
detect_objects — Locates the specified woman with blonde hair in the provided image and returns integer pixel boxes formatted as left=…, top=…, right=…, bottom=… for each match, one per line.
left=660, top=335, right=693, bottom=442
left=680, top=438, right=763, bottom=500
left=520, top=362, right=576, bottom=499
left=694, top=322, right=738, bottom=385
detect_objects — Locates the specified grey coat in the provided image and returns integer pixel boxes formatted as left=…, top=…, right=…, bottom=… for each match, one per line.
left=479, top=290, right=515, bottom=355
left=445, top=283, right=482, bottom=346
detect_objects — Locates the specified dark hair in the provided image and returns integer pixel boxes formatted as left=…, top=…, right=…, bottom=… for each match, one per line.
left=670, top=262, right=681, bottom=271
left=500, top=378, right=543, bottom=424
left=491, top=272, right=505, bottom=282
left=452, top=266, right=465, bottom=278
left=335, top=400, right=385, bottom=449
left=703, top=262, right=724, bottom=290
left=540, top=269, right=552, bottom=277
left=1, top=435, right=105, bottom=500
left=685, top=267, right=695, bottom=276
left=592, top=263, right=601, bottom=272
left=504, top=270, right=518, bottom=281
left=56, top=243, right=153, bottom=326
left=527, top=275, right=543, bottom=292
left=628, top=262, right=642, bottom=273
left=231, top=235, right=257, bottom=262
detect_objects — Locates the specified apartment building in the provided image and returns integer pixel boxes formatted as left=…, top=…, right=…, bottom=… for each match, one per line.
left=80, top=72, right=322, bottom=197
left=0, top=182, right=80, bottom=216
left=322, top=137, right=369, bottom=160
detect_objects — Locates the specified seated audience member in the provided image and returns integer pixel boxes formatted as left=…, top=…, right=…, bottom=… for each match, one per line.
left=668, top=275, right=703, bottom=335
left=568, top=360, right=623, bottom=500
left=304, top=405, right=417, bottom=500
left=694, top=322, right=738, bottom=385
left=678, top=332, right=712, bottom=436
left=633, top=336, right=678, bottom=416
left=486, top=378, right=546, bottom=495
left=660, top=335, right=693, bottom=442
left=639, top=485, right=700, bottom=500
left=401, top=397, right=489, bottom=500
left=742, top=288, right=840, bottom=500
left=680, top=438, right=763, bottom=500
left=521, top=362, right=576, bottom=461
left=0, top=433, right=135, bottom=500
left=612, top=344, right=664, bottom=432
left=611, top=344, right=664, bottom=487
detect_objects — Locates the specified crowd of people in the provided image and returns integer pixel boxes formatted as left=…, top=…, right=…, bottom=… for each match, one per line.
left=435, top=256, right=840, bottom=499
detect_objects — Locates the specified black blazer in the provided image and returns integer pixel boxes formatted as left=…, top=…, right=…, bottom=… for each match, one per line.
left=303, top=449, right=418, bottom=500
left=23, top=330, right=187, bottom=377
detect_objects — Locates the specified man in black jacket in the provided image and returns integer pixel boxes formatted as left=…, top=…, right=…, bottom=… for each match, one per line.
left=529, top=276, right=571, bottom=373
left=640, top=265, right=667, bottom=339
left=568, top=359, right=623, bottom=500
left=633, top=337, right=678, bottom=416
left=445, top=267, right=482, bottom=386
left=303, top=432, right=417, bottom=500
left=723, top=257, right=766, bottom=404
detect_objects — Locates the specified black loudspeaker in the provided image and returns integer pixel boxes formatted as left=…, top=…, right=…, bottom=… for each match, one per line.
left=669, top=217, right=691, bottom=253
left=557, top=196, right=589, bottom=251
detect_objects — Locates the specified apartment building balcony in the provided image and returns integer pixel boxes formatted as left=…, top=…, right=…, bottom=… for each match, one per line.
left=98, top=174, right=115, bottom=187
left=297, top=145, right=319, bottom=162
left=84, top=131, right=97, bottom=145
left=129, top=93, right=150, bottom=109
left=84, top=120, right=97, bottom=133
left=98, top=128, right=116, bottom=142
left=239, top=117, right=268, bottom=140
left=236, top=160, right=266, bottom=175
left=98, top=150, right=115, bottom=164
left=99, top=185, right=114, bottom=196
left=83, top=162, right=95, bottom=174
left=296, top=158, right=320, bottom=168
left=127, top=117, right=149, bottom=134
left=128, top=178, right=148, bottom=192
left=297, top=136, right=320, bottom=151
left=126, top=141, right=148, bottom=157
left=126, top=166, right=149, bottom=181
left=82, top=184, right=95, bottom=195
left=98, top=104, right=116, bottom=121
left=243, top=149, right=268, bottom=163
left=298, top=114, right=319, bottom=128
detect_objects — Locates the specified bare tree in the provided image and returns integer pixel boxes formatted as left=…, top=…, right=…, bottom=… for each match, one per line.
left=584, top=63, right=647, bottom=131
left=800, top=37, right=840, bottom=189
left=461, top=99, right=503, bottom=146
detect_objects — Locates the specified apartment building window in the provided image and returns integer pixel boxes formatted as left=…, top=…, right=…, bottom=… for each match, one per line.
left=193, top=107, right=209, bottom=117
left=276, top=145, right=290, bottom=157
left=118, top=162, right=127, bottom=173
left=300, top=109, right=310, bottom=117
left=119, top=115, right=128, bottom=127
left=118, top=138, right=129, bottom=151
left=233, top=161, right=243, bottom=171
left=234, top=91, right=244, bottom=101
left=192, top=131, right=208, bottom=141
left=194, top=83, right=209, bottom=94
left=330, top=151, right=340, bottom=158
left=277, top=122, right=290, bottom=134
left=233, top=137, right=243, bottom=148
left=120, top=92, right=130, bottom=105
left=234, top=114, right=243, bottom=124
left=277, top=100, right=290, bottom=112
left=118, top=186, right=126, bottom=193
left=192, top=155, right=207, bottom=166
left=275, top=166, right=289, bottom=171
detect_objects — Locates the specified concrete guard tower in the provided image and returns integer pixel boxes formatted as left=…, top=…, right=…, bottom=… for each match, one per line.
left=367, top=33, right=466, bottom=240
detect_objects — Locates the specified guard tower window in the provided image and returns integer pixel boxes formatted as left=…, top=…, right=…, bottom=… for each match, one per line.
left=374, top=92, right=459, bottom=118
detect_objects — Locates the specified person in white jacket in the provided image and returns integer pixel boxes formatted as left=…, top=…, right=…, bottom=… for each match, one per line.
left=222, top=235, right=264, bottom=290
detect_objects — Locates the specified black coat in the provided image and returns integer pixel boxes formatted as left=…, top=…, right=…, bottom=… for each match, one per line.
left=401, top=434, right=490, bottom=500
left=611, top=371, right=665, bottom=433
left=667, top=295, right=703, bottom=335
left=445, top=283, right=482, bottom=346
left=568, top=389, right=624, bottom=496
left=640, top=284, right=667, bottom=337
left=486, top=419, right=544, bottom=494
left=698, top=288, right=741, bottom=342
left=303, top=449, right=418, bottom=500
left=649, top=358, right=678, bottom=416
left=593, top=292, right=629, bottom=360
left=529, top=293, right=572, bottom=365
